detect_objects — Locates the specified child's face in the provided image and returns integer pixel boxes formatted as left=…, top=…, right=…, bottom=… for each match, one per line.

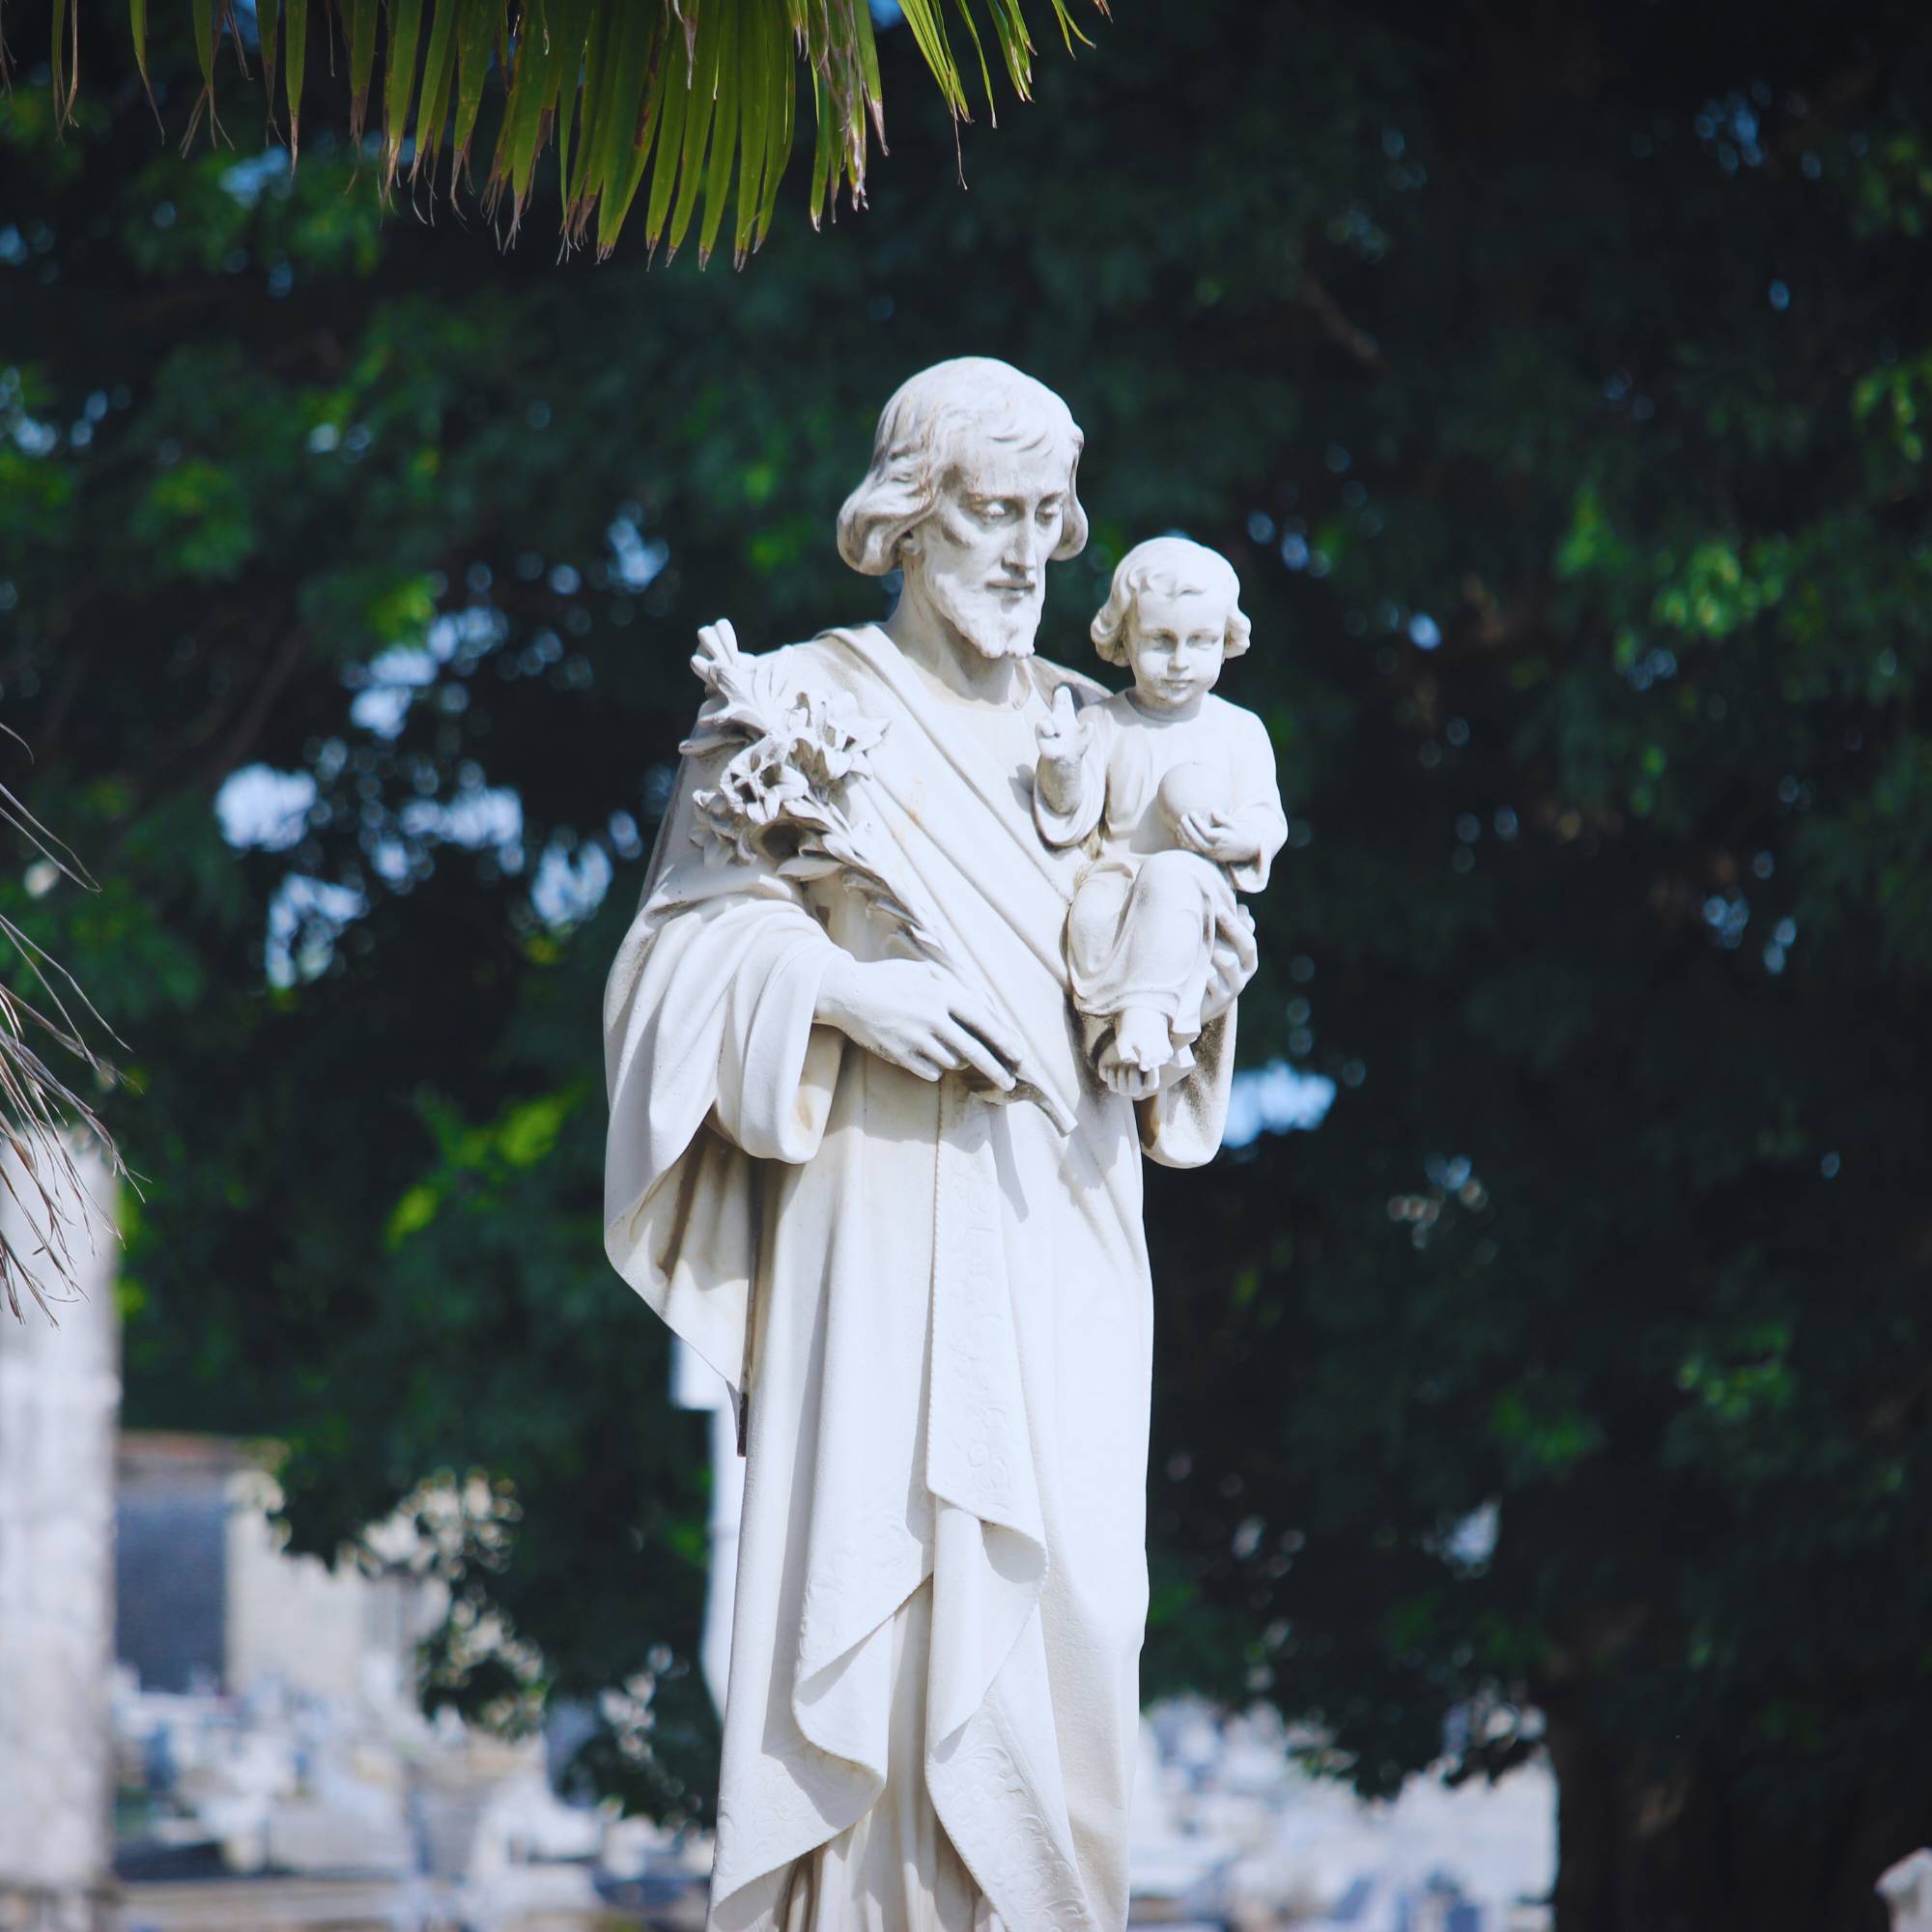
left=1125, top=585, right=1230, bottom=713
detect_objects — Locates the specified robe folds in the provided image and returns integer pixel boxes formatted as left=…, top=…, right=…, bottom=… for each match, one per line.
left=603, top=625, right=1239, bottom=1932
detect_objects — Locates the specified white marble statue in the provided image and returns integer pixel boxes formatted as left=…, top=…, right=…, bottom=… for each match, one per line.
left=603, top=358, right=1270, bottom=1932
left=1034, top=537, right=1286, bottom=1100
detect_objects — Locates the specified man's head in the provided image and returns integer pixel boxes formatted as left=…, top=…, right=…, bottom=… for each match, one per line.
left=838, top=358, right=1089, bottom=661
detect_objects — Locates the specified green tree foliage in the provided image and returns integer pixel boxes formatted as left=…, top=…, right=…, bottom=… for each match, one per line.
left=12, top=0, right=1101, bottom=255
left=4, top=2, right=1930, bottom=1923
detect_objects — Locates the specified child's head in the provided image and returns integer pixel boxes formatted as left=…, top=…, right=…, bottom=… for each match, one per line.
left=1091, top=537, right=1251, bottom=713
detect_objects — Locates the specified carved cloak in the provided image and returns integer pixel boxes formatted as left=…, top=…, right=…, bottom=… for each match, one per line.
left=604, top=625, right=1236, bottom=1931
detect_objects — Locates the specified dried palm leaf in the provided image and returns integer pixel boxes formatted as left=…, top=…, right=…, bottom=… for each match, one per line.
left=0, top=732, right=128, bottom=1323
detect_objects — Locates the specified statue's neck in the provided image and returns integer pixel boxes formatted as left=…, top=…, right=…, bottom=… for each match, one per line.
left=884, top=593, right=1029, bottom=709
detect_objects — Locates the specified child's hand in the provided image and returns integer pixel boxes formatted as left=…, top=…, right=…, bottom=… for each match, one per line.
left=1035, top=685, right=1091, bottom=811
left=1178, top=810, right=1261, bottom=866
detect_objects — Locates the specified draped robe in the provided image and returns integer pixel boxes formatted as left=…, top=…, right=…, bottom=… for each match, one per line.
left=603, top=624, right=1239, bottom=1931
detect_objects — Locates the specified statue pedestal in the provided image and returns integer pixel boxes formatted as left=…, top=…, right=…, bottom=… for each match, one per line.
left=0, top=1152, right=120, bottom=1932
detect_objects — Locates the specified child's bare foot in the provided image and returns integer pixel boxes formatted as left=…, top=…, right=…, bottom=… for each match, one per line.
left=1097, top=1037, right=1161, bottom=1100
left=1114, top=1005, right=1172, bottom=1072
left=1098, top=1007, right=1172, bottom=1099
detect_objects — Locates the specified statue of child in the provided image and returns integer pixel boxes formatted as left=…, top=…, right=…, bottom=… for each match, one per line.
left=1034, top=536, right=1287, bottom=1097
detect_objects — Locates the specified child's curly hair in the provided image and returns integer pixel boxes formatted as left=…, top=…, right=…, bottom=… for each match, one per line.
left=1090, top=536, right=1251, bottom=668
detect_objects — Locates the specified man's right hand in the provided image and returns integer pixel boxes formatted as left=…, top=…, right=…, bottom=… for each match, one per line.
left=814, top=954, right=1025, bottom=1092
left=1200, top=903, right=1259, bottom=1021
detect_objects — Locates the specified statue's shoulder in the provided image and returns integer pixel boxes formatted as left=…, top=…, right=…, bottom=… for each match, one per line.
left=1203, top=690, right=1274, bottom=746
left=753, top=629, right=880, bottom=699
left=1032, top=656, right=1110, bottom=708
left=754, top=633, right=846, bottom=675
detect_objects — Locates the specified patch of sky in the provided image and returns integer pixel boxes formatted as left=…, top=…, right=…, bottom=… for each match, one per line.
left=1222, top=1060, right=1337, bottom=1150
left=1625, top=645, right=1678, bottom=692
left=1694, top=91, right=1766, bottom=170
left=348, top=612, right=492, bottom=739
left=216, top=764, right=317, bottom=851
left=531, top=839, right=612, bottom=928
left=10, top=411, right=58, bottom=457
left=220, top=148, right=291, bottom=209
left=608, top=513, right=669, bottom=591
left=1443, top=1500, right=1499, bottom=1569
left=368, top=837, right=412, bottom=884
left=350, top=645, right=440, bottom=738
left=399, top=783, right=522, bottom=852
left=266, top=875, right=364, bottom=987
left=1703, top=892, right=1750, bottom=949
left=610, top=810, right=643, bottom=860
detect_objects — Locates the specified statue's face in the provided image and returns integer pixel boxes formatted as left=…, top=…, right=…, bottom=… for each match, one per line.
left=902, top=450, right=1070, bottom=661
left=1123, top=585, right=1230, bottom=714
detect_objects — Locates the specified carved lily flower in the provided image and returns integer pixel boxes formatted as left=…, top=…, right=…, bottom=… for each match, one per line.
left=691, top=788, right=759, bottom=867
left=717, top=739, right=812, bottom=828
left=785, top=690, right=886, bottom=787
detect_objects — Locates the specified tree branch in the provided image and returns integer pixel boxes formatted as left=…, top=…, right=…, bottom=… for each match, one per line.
left=1294, top=269, right=1383, bottom=374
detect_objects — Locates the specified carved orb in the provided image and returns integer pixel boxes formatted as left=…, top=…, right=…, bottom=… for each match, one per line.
left=1156, top=762, right=1226, bottom=832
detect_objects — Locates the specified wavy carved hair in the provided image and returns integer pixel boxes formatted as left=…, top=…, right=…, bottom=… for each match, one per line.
left=837, top=357, right=1090, bottom=577
left=1090, top=536, right=1252, bottom=668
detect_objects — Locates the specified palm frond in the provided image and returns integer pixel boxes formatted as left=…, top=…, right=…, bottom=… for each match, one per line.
left=0, top=740, right=128, bottom=1322
left=20, top=0, right=1107, bottom=258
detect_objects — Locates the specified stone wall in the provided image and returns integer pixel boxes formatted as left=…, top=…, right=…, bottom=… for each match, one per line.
left=0, top=1151, right=120, bottom=1932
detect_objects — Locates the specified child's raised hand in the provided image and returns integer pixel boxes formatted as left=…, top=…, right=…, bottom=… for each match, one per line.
left=1035, top=685, right=1091, bottom=810
left=1037, top=684, right=1088, bottom=757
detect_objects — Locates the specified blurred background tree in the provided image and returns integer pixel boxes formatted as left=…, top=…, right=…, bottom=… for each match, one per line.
left=3, top=3, right=1930, bottom=1927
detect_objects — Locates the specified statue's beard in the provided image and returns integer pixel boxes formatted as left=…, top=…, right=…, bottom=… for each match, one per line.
left=927, top=574, right=1041, bottom=662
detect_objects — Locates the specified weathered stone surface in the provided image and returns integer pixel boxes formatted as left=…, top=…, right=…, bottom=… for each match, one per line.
left=0, top=1151, right=120, bottom=1932
left=604, top=361, right=1280, bottom=1931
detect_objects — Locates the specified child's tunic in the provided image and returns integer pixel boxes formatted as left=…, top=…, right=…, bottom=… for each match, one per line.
left=1034, top=690, right=1287, bottom=1057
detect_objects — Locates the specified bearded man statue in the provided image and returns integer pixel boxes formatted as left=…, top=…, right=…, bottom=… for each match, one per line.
left=604, top=358, right=1259, bottom=1932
